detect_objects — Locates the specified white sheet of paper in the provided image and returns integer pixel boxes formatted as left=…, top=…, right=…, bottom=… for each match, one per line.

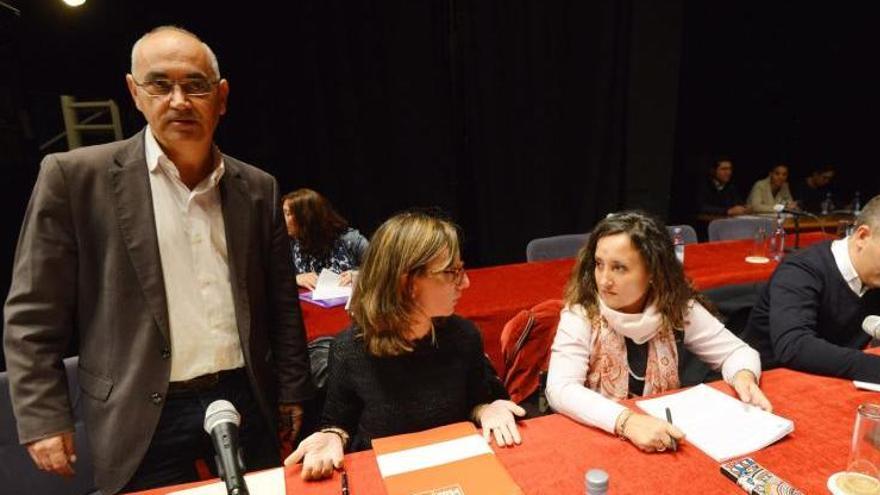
left=375, top=434, right=492, bottom=478
left=854, top=380, right=880, bottom=392
left=167, top=467, right=285, bottom=495
left=311, top=268, right=352, bottom=301
left=636, top=384, right=794, bottom=462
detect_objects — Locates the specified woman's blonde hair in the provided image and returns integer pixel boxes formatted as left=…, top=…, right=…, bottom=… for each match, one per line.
left=564, top=210, right=710, bottom=332
left=350, top=211, right=461, bottom=357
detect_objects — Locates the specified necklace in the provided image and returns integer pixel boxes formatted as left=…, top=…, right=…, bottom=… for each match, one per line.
left=628, top=366, right=645, bottom=382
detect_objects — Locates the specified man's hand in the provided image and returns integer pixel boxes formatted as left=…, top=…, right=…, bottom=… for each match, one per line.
left=27, top=432, right=76, bottom=477
left=278, top=403, right=305, bottom=460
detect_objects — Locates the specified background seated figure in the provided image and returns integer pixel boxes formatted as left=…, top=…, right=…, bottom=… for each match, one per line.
left=285, top=211, right=524, bottom=480
left=696, top=156, right=750, bottom=217
left=546, top=211, right=771, bottom=453
left=283, top=188, right=368, bottom=289
left=747, top=163, right=797, bottom=213
left=792, top=164, right=835, bottom=214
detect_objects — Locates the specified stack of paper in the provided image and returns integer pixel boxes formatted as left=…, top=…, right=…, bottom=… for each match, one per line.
left=636, top=384, right=794, bottom=462
left=372, top=422, right=523, bottom=495
left=311, top=269, right=353, bottom=301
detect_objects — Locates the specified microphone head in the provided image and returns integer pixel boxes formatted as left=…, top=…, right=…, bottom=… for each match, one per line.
left=204, top=399, right=241, bottom=433
left=864, top=316, right=880, bottom=339
left=773, top=204, right=785, bottom=213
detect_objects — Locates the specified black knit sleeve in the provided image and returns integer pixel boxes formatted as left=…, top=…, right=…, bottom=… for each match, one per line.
left=769, top=261, right=880, bottom=380
left=459, top=319, right=499, bottom=411
left=318, top=332, right=363, bottom=439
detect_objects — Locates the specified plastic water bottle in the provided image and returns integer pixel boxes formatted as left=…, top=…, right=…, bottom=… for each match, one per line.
left=770, top=214, right=786, bottom=262
left=585, top=469, right=609, bottom=495
left=820, top=192, right=833, bottom=216
left=672, top=227, right=685, bottom=264
left=854, top=191, right=862, bottom=216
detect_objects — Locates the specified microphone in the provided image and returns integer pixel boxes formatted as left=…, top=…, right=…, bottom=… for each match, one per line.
left=204, top=400, right=250, bottom=495
left=863, top=315, right=880, bottom=340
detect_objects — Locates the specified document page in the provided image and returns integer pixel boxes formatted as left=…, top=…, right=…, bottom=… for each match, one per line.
left=311, top=268, right=352, bottom=301
left=168, top=467, right=285, bottom=495
left=636, top=384, right=794, bottom=462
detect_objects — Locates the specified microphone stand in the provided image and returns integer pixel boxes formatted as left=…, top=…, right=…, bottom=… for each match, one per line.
left=793, top=215, right=800, bottom=250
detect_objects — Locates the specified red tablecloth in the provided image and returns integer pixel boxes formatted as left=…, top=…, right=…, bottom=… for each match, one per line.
left=134, top=351, right=871, bottom=494
left=302, top=232, right=834, bottom=374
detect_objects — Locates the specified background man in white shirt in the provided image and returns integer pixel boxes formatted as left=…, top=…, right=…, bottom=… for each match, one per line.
left=3, top=26, right=313, bottom=493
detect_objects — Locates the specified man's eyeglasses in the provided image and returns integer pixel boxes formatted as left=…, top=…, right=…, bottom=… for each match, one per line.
left=132, top=77, right=220, bottom=97
left=429, top=264, right=467, bottom=285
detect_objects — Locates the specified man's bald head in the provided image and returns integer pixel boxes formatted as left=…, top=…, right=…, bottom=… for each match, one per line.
left=130, top=26, right=220, bottom=80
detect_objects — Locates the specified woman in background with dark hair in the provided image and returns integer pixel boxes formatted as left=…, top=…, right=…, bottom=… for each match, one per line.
left=546, top=211, right=771, bottom=453
left=282, top=188, right=369, bottom=289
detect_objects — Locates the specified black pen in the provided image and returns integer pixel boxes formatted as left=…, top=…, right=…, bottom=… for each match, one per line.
left=665, top=407, right=678, bottom=452
left=341, top=469, right=350, bottom=495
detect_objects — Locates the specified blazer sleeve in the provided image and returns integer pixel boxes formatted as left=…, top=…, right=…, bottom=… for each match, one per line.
left=3, top=155, right=77, bottom=444
left=265, top=176, right=315, bottom=403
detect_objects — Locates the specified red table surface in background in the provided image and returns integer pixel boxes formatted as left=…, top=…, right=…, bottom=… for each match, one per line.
left=302, top=231, right=834, bottom=374
left=135, top=348, right=872, bottom=495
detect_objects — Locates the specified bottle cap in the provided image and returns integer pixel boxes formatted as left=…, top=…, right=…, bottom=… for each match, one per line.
left=585, top=468, right=609, bottom=493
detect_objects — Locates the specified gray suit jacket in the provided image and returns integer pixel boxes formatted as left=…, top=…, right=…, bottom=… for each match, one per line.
left=3, top=130, right=314, bottom=494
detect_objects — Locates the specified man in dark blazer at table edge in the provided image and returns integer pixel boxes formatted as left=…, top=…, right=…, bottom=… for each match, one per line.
left=3, top=26, right=313, bottom=493
left=741, top=194, right=880, bottom=381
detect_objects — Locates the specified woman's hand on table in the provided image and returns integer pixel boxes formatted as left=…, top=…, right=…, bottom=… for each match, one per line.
left=296, top=272, right=318, bottom=290
left=477, top=399, right=526, bottom=447
left=733, top=369, right=773, bottom=412
left=284, top=431, right=344, bottom=480
left=622, top=412, right=685, bottom=453
left=339, top=270, right=357, bottom=287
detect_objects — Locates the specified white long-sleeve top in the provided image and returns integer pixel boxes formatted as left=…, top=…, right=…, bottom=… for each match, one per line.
left=546, top=301, right=761, bottom=433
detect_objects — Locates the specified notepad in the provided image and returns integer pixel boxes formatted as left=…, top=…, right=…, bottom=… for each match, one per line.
left=167, top=467, right=285, bottom=495
left=636, top=384, right=794, bottom=462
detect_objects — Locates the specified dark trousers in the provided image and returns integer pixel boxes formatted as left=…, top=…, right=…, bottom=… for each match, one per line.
left=121, top=369, right=279, bottom=493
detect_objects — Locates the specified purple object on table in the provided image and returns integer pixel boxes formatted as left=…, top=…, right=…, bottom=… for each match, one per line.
left=298, top=291, right=349, bottom=308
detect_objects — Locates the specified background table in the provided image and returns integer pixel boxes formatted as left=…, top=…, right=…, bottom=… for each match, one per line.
left=135, top=349, right=874, bottom=494
left=302, top=231, right=835, bottom=373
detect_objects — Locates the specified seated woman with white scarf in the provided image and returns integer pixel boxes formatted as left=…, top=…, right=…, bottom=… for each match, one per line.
left=546, top=211, right=771, bottom=453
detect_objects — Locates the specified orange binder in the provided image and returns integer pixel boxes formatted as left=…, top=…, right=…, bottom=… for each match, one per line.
left=371, top=422, right=523, bottom=495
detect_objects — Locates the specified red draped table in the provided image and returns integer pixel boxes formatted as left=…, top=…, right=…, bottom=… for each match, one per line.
left=302, top=232, right=834, bottom=373
left=135, top=350, right=874, bottom=494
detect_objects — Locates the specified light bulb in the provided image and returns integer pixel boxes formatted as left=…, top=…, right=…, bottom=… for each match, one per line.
left=62, top=0, right=86, bottom=7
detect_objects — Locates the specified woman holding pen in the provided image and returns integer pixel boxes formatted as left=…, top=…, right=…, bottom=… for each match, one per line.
left=546, top=211, right=772, bottom=453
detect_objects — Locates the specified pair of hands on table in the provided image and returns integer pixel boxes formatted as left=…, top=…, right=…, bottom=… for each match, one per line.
left=296, top=271, right=355, bottom=290
left=620, top=369, right=772, bottom=453
left=285, top=399, right=526, bottom=481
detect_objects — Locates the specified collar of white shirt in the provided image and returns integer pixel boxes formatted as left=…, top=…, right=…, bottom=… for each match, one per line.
left=831, top=238, right=866, bottom=297
left=144, top=126, right=225, bottom=190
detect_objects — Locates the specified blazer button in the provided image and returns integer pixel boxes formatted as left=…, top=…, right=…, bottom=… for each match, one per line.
left=161, top=348, right=171, bottom=359
left=151, top=392, right=163, bottom=405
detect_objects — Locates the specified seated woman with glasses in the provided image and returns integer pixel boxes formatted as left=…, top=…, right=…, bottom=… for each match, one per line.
left=546, top=211, right=772, bottom=453
left=285, top=211, right=524, bottom=480
left=282, top=188, right=368, bottom=290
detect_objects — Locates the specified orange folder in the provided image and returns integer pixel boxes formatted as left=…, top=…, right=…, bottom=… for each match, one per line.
left=371, top=422, right=523, bottom=495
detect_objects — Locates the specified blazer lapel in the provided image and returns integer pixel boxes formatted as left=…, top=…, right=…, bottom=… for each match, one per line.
left=220, top=159, right=252, bottom=343
left=109, top=130, right=171, bottom=344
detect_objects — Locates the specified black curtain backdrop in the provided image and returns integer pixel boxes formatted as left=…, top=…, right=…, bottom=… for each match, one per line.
left=3, top=1, right=879, bottom=369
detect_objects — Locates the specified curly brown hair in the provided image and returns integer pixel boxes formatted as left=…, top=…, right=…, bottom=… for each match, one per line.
left=282, top=188, right=349, bottom=258
left=564, top=210, right=711, bottom=331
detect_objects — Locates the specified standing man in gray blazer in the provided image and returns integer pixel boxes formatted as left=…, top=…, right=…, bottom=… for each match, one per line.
left=3, top=26, right=313, bottom=493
